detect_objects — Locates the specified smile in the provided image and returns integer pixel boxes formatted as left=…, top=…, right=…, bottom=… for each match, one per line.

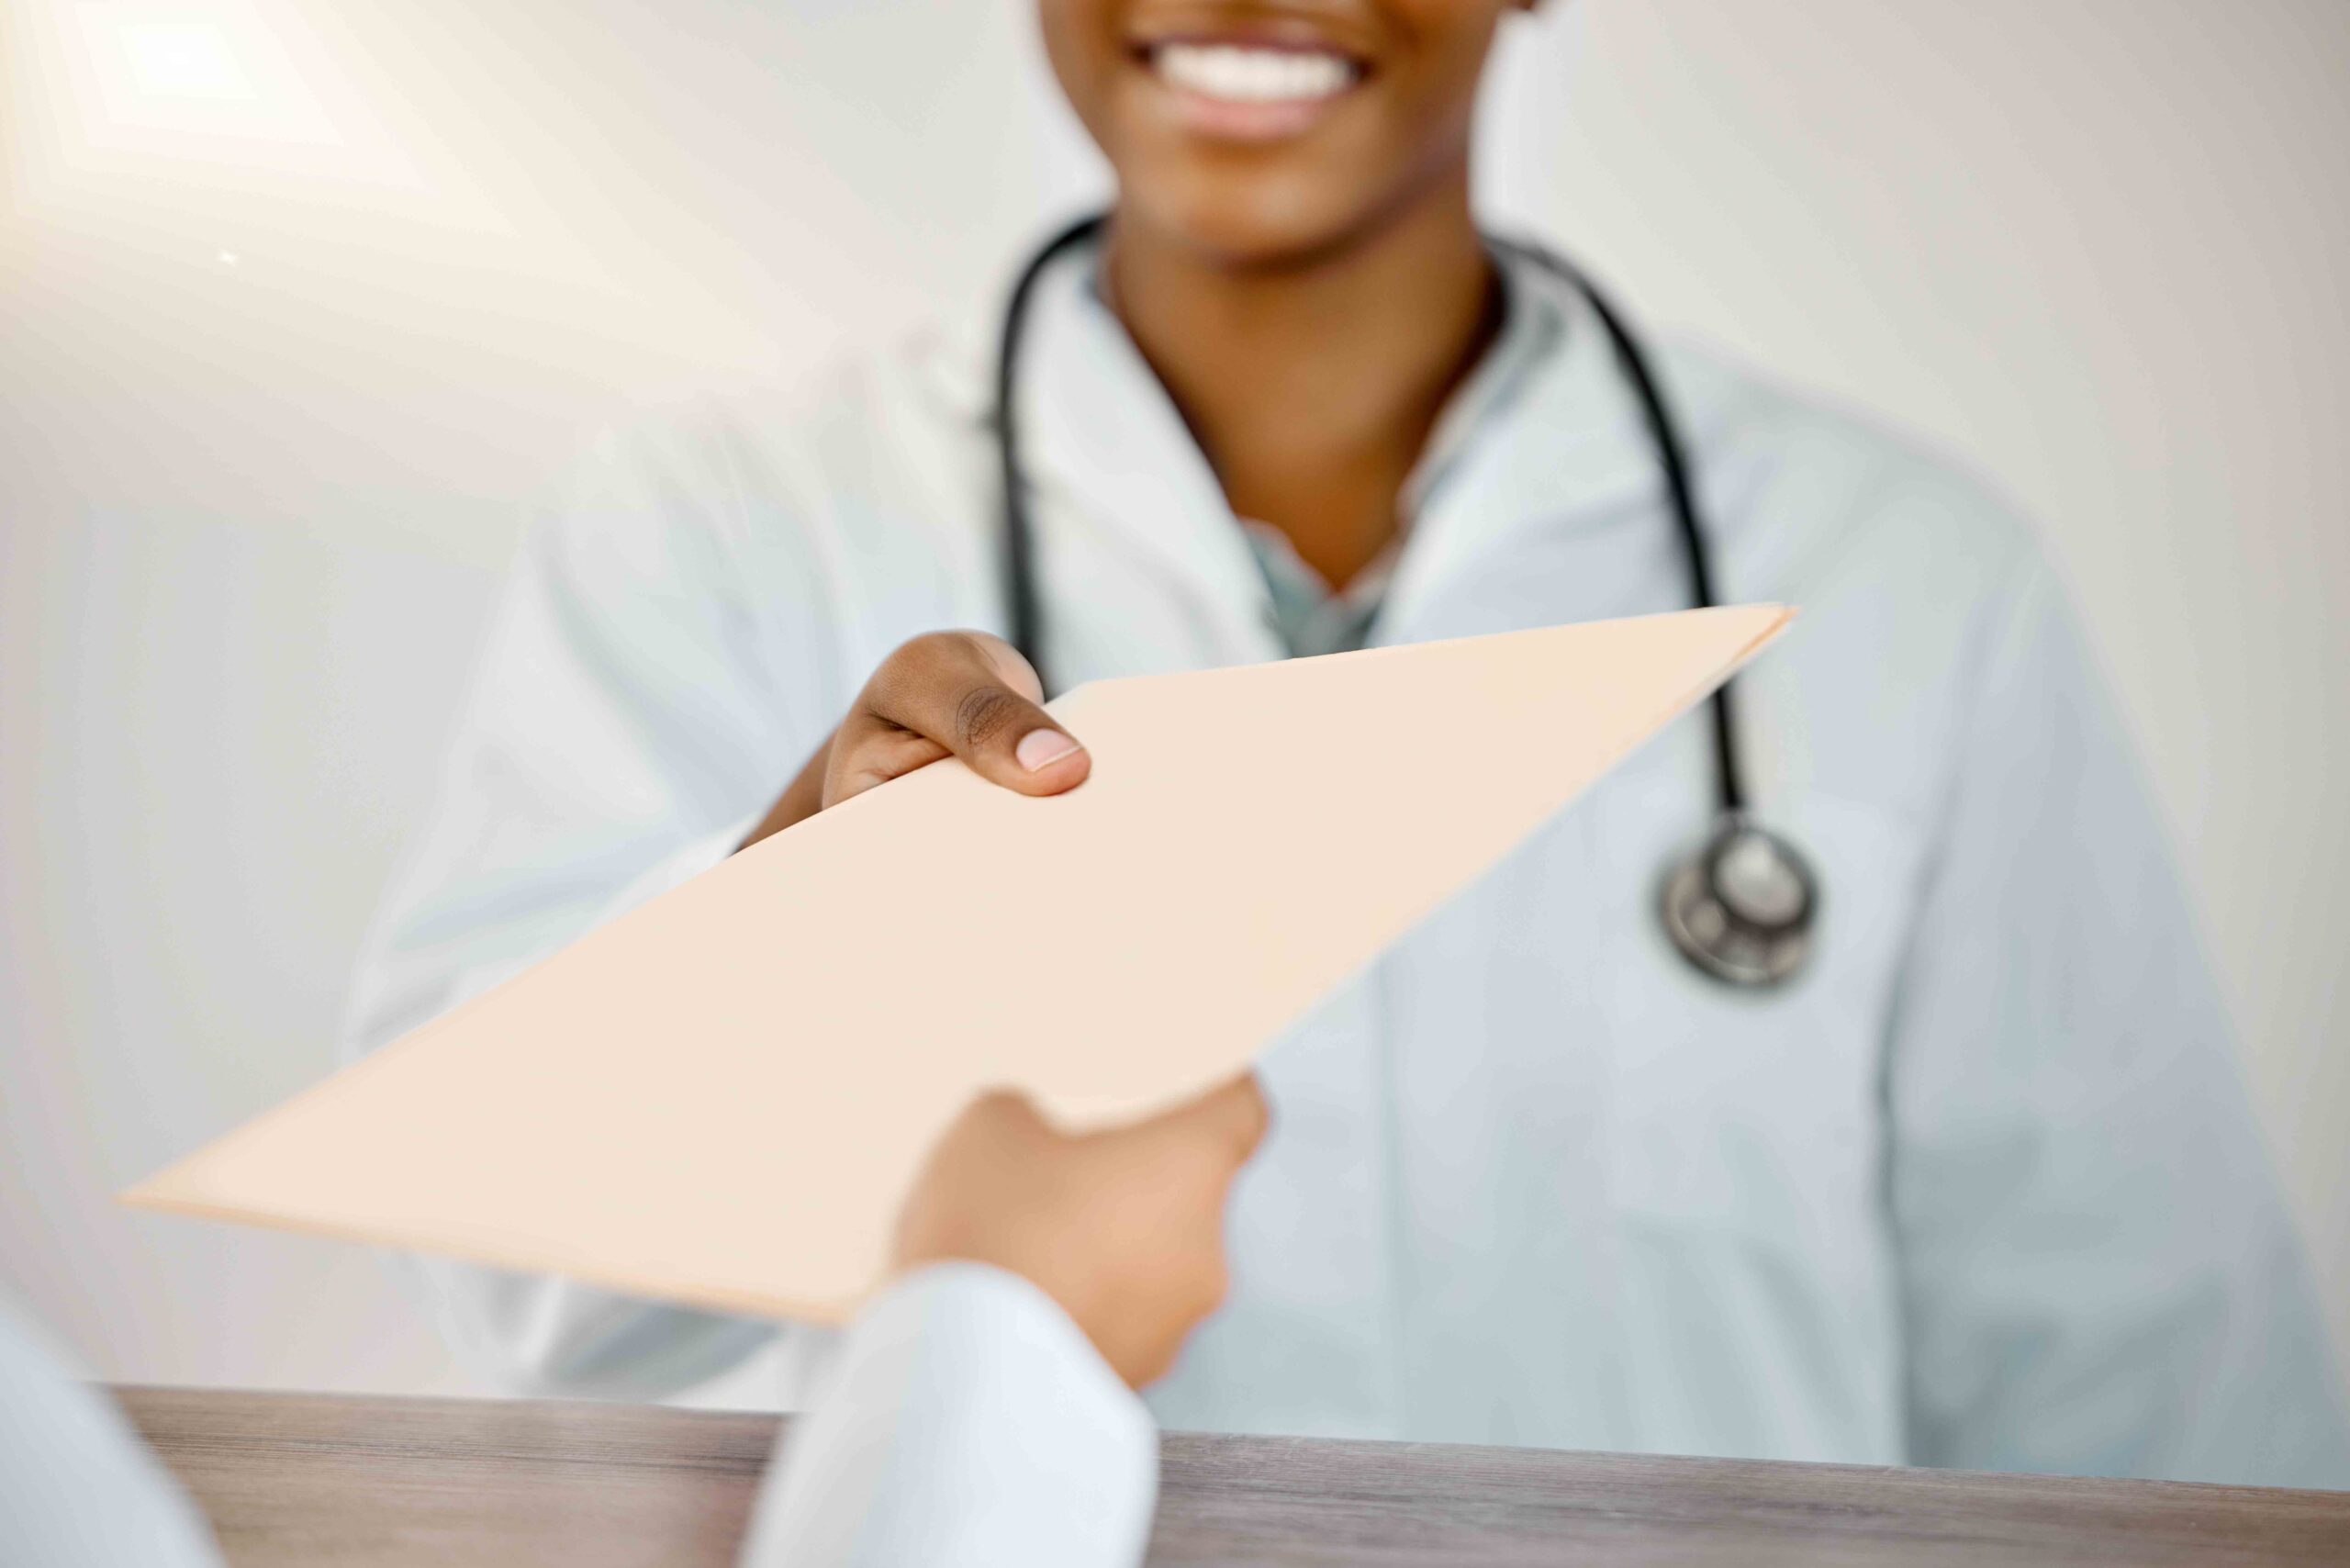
left=1139, top=39, right=1366, bottom=141
left=1148, top=42, right=1360, bottom=105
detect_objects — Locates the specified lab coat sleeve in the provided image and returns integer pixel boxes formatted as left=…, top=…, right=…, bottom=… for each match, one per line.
left=0, top=1296, right=224, bottom=1568
left=342, top=415, right=846, bottom=1399
left=738, top=1264, right=1159, bottom=1568
left=1885, top=554, right=2350, bottom=1485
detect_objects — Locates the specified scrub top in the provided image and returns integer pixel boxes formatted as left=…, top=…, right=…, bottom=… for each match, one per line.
left=344, top=239, right=2350, bottom=1487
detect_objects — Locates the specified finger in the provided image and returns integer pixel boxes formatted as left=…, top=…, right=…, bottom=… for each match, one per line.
left=824, top=708, right=952, bottom=807
left=925, top=1086, right=1058, bottom=1163
left=906, top=1088, right=1056, bottom=1209
left=1129, top=1072, right=1271, bottom=1170
left=740, top=728, right=837, bottom=846
left=863, top=632, right=1090, bottom=797
left=962, top=1085, right=1054, bottom=1142
left=964, top=631, right=1047, bottom=704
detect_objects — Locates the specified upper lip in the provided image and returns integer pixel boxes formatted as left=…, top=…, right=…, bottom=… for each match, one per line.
left=1126, top=6, right=1379, bottom=70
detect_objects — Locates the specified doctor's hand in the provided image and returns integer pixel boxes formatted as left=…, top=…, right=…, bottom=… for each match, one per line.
left=891, top=1075, right=1270, bottom=1389
left=739, top=631, right=1088, bottom=850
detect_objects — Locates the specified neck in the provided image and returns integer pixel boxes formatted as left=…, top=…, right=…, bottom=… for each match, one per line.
left=1101, top=171, right=1499, bottom=590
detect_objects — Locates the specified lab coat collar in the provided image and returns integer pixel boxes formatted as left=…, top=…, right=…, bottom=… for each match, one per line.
left=1010, top=236, right=1699, bottom=660
left=1373, top=252, right=1676, bottom=642
left=1020, top=252, right=1283, bottom=666
left=1397, top=254, right=1564, bottom=521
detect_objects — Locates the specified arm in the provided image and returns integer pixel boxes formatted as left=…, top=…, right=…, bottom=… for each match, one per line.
left=1886, top=556, right=2350, bottom=1485
left=741, top=1079, right=1268, bottom=1568
left=738, top=1267, right=1157, bottom=1568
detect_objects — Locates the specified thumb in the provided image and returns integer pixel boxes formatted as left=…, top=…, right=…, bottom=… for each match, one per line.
left=1131, top=1072, right=1270, bottom=1172
left=864, top=632, right=1091, bottom=797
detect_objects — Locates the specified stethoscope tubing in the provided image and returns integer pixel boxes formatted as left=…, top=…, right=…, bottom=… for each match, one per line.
left=1482, top=236, right=1746, bottom=820
left=990, top=210, right=1816, bottom=988
left=993, top=211, right=1743, bottom=818
left=993, top=212, right=1102, bottom=700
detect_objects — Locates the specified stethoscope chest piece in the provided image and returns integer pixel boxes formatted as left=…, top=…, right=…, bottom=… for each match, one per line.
left=1660, top=816, right=1818, bottom=989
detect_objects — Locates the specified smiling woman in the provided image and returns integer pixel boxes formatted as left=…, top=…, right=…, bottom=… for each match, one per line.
left=317, top=0, right=2350, bottom=1492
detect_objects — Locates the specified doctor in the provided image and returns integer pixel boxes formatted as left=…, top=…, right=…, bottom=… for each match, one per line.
left=347, top=0, right=2348, bottom=1484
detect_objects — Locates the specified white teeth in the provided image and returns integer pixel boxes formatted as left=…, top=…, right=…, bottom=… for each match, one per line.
left=1152, top=43, right=1355, bottom=105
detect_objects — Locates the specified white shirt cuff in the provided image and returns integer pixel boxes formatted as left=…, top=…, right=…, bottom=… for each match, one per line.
left=738, top=1263, right=1158, bottom=1568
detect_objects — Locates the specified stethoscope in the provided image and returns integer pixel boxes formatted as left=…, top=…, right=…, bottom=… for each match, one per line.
left=994, top=213, right=1819, bottom=989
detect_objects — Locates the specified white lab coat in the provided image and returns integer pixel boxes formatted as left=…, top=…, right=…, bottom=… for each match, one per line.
left=346, top=241, right=2350, bottom=1486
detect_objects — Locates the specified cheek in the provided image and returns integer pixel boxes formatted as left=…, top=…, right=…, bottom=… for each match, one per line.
left=1392, top=0, right=1518, bottom=39
left=1035, top=0, right=1127, bottom=145
left=1389, top=0, right=1514, bottom=115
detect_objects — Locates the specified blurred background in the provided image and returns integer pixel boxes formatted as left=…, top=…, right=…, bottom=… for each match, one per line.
left=2, top=0, right=2344, bottom=1401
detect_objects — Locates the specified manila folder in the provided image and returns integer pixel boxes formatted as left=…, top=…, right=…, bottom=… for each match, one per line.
left=126, top=605, right=1793, bottom=1324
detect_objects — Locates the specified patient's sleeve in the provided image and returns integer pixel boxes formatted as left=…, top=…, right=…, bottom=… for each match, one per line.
left=739, top=1263, right=1158, bottom=1568
left=0, top=1296, right=224, bottom=1568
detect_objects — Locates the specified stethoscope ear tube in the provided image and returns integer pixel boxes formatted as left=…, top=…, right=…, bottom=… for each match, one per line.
left=996, top=214, right=1820, bottom=990
left=1489, top=237, right=1747, bottom=823
left=995, top=212, right=1108, bottom=701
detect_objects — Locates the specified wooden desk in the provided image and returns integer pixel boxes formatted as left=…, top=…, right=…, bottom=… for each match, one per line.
left=118, top=1386, right=2347, bottom=1566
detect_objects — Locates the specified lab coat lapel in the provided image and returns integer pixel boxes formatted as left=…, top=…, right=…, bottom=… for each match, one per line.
left=1020, top=257, right=1282, bottom=667
left=1378, top=267, right=1678, bottom=643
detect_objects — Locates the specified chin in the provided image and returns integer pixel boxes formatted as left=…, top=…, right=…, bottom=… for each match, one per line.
left=1118, top=162, right=1389, bottom=272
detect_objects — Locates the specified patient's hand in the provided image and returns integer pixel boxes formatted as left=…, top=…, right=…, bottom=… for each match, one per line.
left=891, top=1075, right=1270, bottom=1388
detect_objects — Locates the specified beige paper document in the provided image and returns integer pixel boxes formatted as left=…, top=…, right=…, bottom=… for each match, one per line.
left=127, top=605, right=1791, bottom=1324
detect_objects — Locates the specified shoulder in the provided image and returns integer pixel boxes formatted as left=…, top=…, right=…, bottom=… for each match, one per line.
left=1651, top=337, right=2061, bottom=670
left=1662, top=338, right=2043, bottom=591
left=1644, top=339, right=2099, bottom=806
left=557, top=315, right=997, bottom=559
left=521, top=311, right=999, bottom=658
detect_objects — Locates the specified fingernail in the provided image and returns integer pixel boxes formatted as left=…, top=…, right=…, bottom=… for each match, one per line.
left=1015, top=728, right=1081, bottom=771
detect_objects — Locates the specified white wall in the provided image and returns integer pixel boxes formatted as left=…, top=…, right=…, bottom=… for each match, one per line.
left=3, top=0, right=2344, bottom=1401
